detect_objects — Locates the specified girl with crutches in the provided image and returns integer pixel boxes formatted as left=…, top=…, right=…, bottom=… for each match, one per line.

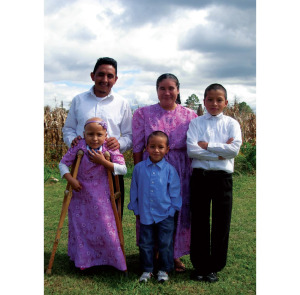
left=57, top=117, right=127, bottom=272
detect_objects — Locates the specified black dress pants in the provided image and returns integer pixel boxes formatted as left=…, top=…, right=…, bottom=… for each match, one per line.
left=190, top=168, right=233, bottom=274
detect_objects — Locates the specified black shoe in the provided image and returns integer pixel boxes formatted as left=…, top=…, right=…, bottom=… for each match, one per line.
left=205, top=272, right=218, bottom=283
left=190, top=271, right=205, bottom=281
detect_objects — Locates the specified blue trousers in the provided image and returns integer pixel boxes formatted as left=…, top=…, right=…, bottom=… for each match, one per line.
left=139, top=216, right=175, bottom=272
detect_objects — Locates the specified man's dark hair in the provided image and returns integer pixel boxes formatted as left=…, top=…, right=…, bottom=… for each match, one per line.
left=147, top=131, right=169, bottom=146
left=93, top=57, right=117, bottom=75
left=204, top=83, right=227, bottom=100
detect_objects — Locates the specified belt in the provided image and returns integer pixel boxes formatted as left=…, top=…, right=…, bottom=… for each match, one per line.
left=194, top=168, right=231, bottom=176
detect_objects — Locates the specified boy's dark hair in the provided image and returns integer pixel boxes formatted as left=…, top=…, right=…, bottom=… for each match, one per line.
left=93, top=57, right=117, bottom=75
left=204, top=83, right=227, bottom=100
left=156, top=73, right=181, bottom=104
left=147, top=131, right=169, bottom=146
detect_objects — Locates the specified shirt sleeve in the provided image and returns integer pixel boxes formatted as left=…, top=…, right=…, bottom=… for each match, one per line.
left=132, top=108, right=146, bottom=153
left=62, top=97, right=78, bottom=148
left=128, top=167, right=139, bottom=215
left=113, top=163, right=127, bottom=175
left=207, top=120, right=242, bottom=158
left=118, top=101, right=133, bottom=153
left=58, top=142, right=83, bottom=177
left=167, top=166, right=182, bottom=215
left=186, top=118, right=219, bottom=161
left=58, top=161, right=70, bottom=178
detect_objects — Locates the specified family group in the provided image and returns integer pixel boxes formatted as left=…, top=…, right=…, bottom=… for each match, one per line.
left=57, top=57, right=242, bottom=283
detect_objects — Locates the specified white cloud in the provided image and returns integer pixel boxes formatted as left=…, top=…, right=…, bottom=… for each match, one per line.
left=44, top=82, right=90, bottom=108
left=44, top=0, right=256, bottom=111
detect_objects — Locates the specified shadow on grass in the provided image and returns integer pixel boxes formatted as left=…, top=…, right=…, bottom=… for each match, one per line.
left=44, top=251, right=197, bottom=288
left=44, top=251, right=141, bottom=282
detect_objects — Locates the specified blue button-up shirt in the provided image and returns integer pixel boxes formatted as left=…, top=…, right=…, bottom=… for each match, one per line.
left=128, top=157, right=182, bottom=225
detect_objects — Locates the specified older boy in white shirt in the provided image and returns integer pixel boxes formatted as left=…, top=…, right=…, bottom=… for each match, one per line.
left=187, top=83, right=242, bottom=283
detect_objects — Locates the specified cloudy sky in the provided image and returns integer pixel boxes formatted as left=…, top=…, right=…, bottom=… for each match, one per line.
left=44, top=0, right=256, bottom=111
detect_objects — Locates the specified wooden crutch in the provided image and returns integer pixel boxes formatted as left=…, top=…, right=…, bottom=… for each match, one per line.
left=104, top=151, right=127, bottom=269
left=46, top=149, right=84, bottom=275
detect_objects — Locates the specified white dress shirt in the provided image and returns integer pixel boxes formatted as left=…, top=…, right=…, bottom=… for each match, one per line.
left=187, top=113, right=242, bottom=173
left=62, top=87, right=132, bottom=153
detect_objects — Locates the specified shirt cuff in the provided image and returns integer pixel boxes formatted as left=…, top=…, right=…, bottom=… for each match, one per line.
left=113, top=163, right=127, bottom=175
left=58, top=162, right=70, bottom=178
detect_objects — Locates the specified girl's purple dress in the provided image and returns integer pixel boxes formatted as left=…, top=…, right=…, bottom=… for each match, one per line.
left=132, top=103, right=197, bottom=259
left=60, top=139, right=126, bottom=271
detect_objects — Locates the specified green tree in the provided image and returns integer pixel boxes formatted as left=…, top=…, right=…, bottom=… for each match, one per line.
left=238, top=101, right=253, bottom=114
left=184, top=94, right=199, bottom=111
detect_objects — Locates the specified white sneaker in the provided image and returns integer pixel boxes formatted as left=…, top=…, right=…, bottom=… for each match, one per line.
left=139, top=272, right=153, bottom=283
left=157, top=270, right=169, bottom=282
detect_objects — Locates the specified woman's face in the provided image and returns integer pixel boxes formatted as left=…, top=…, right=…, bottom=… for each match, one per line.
left=157, top=78, right=179, bottom=110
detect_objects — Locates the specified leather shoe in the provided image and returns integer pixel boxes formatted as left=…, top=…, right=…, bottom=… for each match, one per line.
left=190, top=271, right=205, bottom=281
left=205, top=272, right=218, bottom=283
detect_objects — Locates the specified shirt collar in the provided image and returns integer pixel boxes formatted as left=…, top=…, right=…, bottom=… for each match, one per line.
left=146, top=157, right=166, bottom=168
left=204, top=112, right=224, bottom=120
left=89, top=86, right=114, bottom=101
left=86, top=145, right=103, bottom=152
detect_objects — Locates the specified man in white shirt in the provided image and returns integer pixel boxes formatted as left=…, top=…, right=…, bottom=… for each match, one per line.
left=62, top=57, right=132, bottom=216
left=187, top=83, right=242, bottom=283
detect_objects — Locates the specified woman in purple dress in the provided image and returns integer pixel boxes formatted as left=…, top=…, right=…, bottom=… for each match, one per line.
left=132, top=74, right=198, bottom=272
left=59, top=117, right=127, bottom=271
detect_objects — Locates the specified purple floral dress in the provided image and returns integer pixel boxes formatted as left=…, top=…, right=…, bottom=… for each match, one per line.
left=60, top=139, right=126, bottom=271
left=132, top=103, right=197, bottom=259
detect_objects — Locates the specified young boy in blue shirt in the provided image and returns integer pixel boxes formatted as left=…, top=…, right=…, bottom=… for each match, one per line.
left=187, top=83, right=242, bottom=283
left=128, top=131, right=182, bottom=283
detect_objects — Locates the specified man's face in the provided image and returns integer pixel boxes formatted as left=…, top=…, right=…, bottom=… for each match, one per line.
left=90, top=64, right=118, bottom=97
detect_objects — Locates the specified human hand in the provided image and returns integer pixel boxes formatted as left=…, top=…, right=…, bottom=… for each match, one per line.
left=88, top=149, right=106, bottom=165
left=226, top=137, right=234, bottom=144
left=71, top=135, right=82, bottom=147
left=106, top=137, right=120, bottom=151
left=197, top=141, right=208, bottom=150
left=70, top=178, right=82, bottom=192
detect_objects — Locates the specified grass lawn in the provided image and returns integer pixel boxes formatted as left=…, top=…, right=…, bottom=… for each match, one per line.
left=44, top=173, right=256, bottom=294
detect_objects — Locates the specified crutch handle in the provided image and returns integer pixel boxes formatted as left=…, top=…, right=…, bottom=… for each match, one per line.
left=104, top=151, right=110, bottom=161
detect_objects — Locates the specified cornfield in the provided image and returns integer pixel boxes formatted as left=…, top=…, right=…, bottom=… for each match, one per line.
left=44, top=106, right=68, bottom=165
left=223, top=101, right=256, bottom=145
left=44, top=103, right=256, bottom=166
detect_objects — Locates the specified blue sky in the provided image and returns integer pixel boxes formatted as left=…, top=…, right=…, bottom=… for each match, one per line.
left=44, top=0, right=256, bottom=111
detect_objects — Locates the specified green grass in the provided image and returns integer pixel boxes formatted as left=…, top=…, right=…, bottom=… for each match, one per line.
left=44, top=171, right=255, bottom=294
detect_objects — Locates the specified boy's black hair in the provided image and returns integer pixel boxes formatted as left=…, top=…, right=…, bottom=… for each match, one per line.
left=93, top=57, right=117, bottom=75
left=156, top=73, right=181, bottom=104
left=204, top=83, right=227, bottom=100
left=147, top=131, right=169, bottom=146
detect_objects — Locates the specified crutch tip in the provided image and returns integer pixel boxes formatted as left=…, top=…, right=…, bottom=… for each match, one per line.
left=45, top=268, right=52, bottom=275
